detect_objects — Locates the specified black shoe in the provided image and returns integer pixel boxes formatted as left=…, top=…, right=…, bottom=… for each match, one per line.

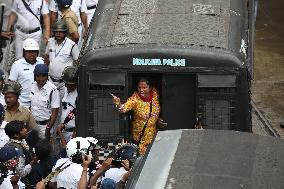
left=280, top=123, right=284, bottom=128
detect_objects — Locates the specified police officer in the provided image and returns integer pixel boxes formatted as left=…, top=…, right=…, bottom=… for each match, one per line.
left=0, top=69, right=5, bottom=105
left=50, top=0, right=88, bottom=46
left=9, top=38, right=44, bottom=108
left=85, top=0, right=99, bottom=25
left=3, top=80, right=37, bottom=130
left=45, top=21, right=79, bottom=99
left=6, top=0, right=50, bottom=59
left=57, top=66, right=78, bottom=142
left=51, top=0, right=80, bottom=44
left=30, top=64, right=60, bottom=139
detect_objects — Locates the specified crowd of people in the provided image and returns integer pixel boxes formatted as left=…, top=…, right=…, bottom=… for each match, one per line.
left=0, top=0, right=139, bottom=189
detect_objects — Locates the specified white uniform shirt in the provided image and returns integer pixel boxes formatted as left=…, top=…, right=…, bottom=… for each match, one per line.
left=45, top=37, right=79, bottom=79
left=12, top=0, right=49, bottom=30
left=9, top=57, right=44, bottom=105
left=85, top=0, right=98, bottom=7
left=51, top=158, right=84, bottom=189
left=30, top=80, right=60, bottom=121
left=49, top=0, right=87, bottom=24
left=0, top=172, right=25, bottom=189
left=61, top=87, right=77, bottom=128
left=0, top=93, right=5, bottom=106
left=0, top=121, right=9, bottom=148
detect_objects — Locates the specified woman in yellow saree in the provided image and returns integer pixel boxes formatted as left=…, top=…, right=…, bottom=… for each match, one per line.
left=112, top=78, right=160, bottom=155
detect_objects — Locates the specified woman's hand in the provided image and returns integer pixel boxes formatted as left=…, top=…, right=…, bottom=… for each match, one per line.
left=111, top=93, right=121, bottom=107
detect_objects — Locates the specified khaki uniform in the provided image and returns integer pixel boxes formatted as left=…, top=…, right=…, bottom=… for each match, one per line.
left=4, top=105, right=37, bottom=130
left=61, top=8, right=79, bottom=40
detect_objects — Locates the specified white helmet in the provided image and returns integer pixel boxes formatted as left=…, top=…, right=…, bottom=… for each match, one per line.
left=23, top=38, right=39, bottom=51
left=66, top=137, right=98, bottom=160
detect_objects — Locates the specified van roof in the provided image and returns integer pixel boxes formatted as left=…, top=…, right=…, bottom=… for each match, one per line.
left=90, top=0, right=247, bottom=50
left=82, top=0, right=253, bottom=69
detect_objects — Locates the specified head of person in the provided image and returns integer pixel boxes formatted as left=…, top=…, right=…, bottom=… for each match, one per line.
left=137, top=77, right=152, bottom=98
left=34, top=64, right=49, bottom=88
left=52, top=20, right=68, bottom=42
left=0, top=69, right=5, bottom=91
left=66, top=137, right=98, bottom=164
left=4, top=120, right=28, bottom=140
left=115, top=144, right=138, bottom=165
left=35, top=139, right=52, bottom=160
left=100, top=178, right=116, bottom=189
left=2, top=80, right=21, bottom=108
left=23, top=38, right=39, bottom=64
left=56, top=0, right=73, bottom=9
left=0, top=146, right=23, bottom=178
left=62, top=66, right=78, bottom=93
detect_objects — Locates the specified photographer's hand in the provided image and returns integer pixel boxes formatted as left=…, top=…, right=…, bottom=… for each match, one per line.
left=82, top=155, right=92, bottom=170
left=89, top=158, right=113, bottom=187
left=101, top=158, right=112, bottom=170
left=121, top=159, right=130, bottom=171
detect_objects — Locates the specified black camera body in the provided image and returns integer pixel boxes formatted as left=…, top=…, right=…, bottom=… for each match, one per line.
left=111, top=159, right=122, bottom=167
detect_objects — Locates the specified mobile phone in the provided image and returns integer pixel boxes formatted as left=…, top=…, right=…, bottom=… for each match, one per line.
left=109, top=93, right=116, bottom=98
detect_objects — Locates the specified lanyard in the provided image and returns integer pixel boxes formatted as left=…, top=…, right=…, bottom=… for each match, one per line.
left=55, top=39, right=67, bottom=58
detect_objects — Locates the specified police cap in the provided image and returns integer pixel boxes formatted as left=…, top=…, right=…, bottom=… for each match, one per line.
left=62, top=66, right=78, bottom=84
left=2, top=80, right=22, bottom=95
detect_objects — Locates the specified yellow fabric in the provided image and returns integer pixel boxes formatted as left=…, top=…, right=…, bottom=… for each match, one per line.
left=61, top=8, right=78, bottom=37
left=120, top=89, right=160, bottom=155
left=4, top=105, right=37, bottom=130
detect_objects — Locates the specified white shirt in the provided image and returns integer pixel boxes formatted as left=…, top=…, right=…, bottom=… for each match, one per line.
left=0, top=121, right=9, bottom=148
left=30, top=80, right=60, bottom=121
left=9, top=57, right=44, bottom=105
left=85, top=0, right=98, bottom=7
left=0, top=172, right=25, bottom=189
left=0, top=93, right=5, bottom=106
left=45, top=37, right=79, bottom=79
left=49, top=0, right=87, bottom=24
left=61, top=88, right=77, bottom=128
left=12, top=0, right=49, bottom=30
left=51, top=158, right=84, bottom=189
left=102, top=167, right=127, bottom=183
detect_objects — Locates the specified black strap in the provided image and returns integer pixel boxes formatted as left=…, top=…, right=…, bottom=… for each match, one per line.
left=48, top=89, right=54, bottom=109
left=21, top=0, right=41, bottom=26
left=137, top=100, right=153, bottom=146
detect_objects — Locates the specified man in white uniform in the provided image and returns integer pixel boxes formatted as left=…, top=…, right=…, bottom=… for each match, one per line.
left=6, top=0, right=50, bottom=59
left=30, top=64, right=60, bottom=139
left=49, top=0, right=88, bottom=47
left=45, top=20, right=79, bottom=99
left=9, top=38, right=44, bottom=108
left=85, top=0, right=99, bottom=25
left=57, top=66, right=78, bottom=143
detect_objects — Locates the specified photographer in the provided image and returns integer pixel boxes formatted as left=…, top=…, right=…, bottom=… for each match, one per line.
left=87, top=157, right=130, bottom=189
left=47, top=137, right=98, bottom=189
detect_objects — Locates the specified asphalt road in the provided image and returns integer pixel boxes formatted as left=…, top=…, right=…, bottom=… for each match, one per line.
left=252, top=0, right=284, bottom=137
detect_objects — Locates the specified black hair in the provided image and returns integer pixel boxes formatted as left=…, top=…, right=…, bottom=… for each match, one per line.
left=138, top=77, right=152, bottom=88
left=4, top=120, right=25, bottom=139
left=35, top=139, right=52, bottom=160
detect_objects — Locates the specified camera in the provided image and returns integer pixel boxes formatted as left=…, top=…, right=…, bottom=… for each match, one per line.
left=111, top=159, right=122, bottom=167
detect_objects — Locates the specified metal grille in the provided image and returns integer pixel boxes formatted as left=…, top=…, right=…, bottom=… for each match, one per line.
left=87, top=85, right=126, bottom=139
left=197, top=88, right=236, bottom=130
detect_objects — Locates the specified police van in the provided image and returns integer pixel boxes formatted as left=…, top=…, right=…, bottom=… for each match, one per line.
left=76, top=0, right=256, bottom=142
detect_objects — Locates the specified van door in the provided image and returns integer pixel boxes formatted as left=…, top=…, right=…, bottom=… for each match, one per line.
left=162, top=74, right=196, bottom=130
